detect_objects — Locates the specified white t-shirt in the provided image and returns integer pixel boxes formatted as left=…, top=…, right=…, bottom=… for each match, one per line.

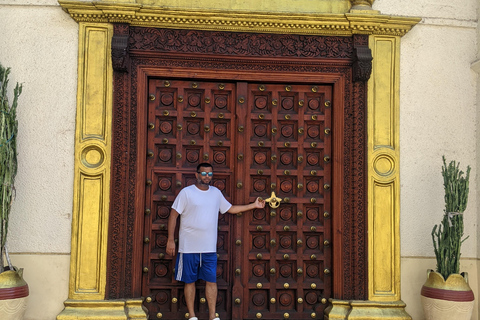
left=172, top=184, right=232, bottom=253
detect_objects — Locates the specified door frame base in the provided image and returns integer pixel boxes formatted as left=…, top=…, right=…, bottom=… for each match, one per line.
left=325, top=300, right=411, bottom=320
left=57, top=299, right=147, bottom=320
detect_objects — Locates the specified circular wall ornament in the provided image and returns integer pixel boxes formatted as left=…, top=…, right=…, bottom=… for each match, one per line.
left=373, top=154, right=395, bottom=176
left=81, top=145, right=105, bottom=169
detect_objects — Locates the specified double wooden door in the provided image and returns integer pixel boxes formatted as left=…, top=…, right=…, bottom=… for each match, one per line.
left=143, top=78, right=333, bottom=320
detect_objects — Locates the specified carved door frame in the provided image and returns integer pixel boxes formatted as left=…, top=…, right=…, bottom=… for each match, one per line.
left=106, top=24, right=370, bottom=311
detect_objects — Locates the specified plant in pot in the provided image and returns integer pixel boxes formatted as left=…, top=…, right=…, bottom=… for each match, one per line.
left=0, top=63, right=28, bottom=319
left=421, top=156, right=475, bottom=320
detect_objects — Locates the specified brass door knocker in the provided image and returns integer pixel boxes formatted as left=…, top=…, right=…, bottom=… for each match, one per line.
left=264, top=191, right=282, bottom=209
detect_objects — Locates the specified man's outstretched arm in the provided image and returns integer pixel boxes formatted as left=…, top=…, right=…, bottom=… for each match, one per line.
left=227, top=197, right=265, bottom=214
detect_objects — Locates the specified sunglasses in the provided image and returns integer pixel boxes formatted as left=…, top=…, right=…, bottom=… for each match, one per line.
left=197, top=171, right=213, bottom=177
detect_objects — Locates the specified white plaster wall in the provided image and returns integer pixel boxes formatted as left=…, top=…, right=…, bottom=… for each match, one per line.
left=10, top=254, right=70, bottom=320
left=374, top=0, right=477, bottom=21
left=0, top=2, right=76, bottom=319
left=399, top=23, right=477, bottom=258
left=474, top=0, right=480, bottom=311
left=375, top=0, right=479, bottom=319
left=0, top=1, right=78, bottom=253
left=374, top=0, right=479, bottom=258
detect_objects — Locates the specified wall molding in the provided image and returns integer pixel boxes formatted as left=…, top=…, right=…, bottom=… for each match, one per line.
left=59, top=0, right=420, bottom=37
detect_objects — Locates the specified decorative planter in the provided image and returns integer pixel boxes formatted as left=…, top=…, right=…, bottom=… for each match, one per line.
left=421, top=270, right=474, bottom=320
left=0, top=268, right=29, bottom=320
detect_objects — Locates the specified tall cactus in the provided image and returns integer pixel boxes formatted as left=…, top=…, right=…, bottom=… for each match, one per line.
left=431, top=156, right=470, bottom=279
left=0, top=64, right=21, bottom=273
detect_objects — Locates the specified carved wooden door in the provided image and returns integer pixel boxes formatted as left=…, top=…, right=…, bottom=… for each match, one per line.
left=144, top=79, right=237, bottom=320
left=143, top=79, right=332, bottom=320
left=232, top=83, right=332, bottom=320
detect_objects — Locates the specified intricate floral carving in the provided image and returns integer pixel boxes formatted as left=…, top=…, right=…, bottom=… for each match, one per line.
left=107, top=69, right=130, bottom=298
left=112, top=24, right=130, bottom=72
left=353, top=46, right=373, bottom=82
left=352, top=81, right=367, bottom=299
left=130, top=27, right=354, bottom=59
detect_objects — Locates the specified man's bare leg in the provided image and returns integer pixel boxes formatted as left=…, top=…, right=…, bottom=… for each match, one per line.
left=206, top=281, right=217, bottom=320
left=184, top=282, right=196, bottom=319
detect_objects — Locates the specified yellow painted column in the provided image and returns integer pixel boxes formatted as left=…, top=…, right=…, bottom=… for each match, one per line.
left=367, top=35, right=401, bottom=302
left=345, top=34, right=409, bottom=320
left=69, top=21, right=113, bottom=302
left=56, top=22, right=147, bottom=320
left=327, top=34, right=411, bottom=320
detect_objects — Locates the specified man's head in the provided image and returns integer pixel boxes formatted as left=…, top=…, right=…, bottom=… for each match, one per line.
left=196, top=162, right=213, bottom=173
left=195, top=163, right=213, bottom=187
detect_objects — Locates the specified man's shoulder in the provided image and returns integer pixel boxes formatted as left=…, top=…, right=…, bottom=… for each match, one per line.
left=176, top=184, right=195, bottom=196
left=208, top=186, right=225, bottom=196
left=182, top=184, right=198, bottom=191
left=180, top=184, right=222, bottom=196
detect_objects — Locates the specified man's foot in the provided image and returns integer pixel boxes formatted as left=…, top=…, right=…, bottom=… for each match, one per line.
left=189, top=318, right=198, bottom=320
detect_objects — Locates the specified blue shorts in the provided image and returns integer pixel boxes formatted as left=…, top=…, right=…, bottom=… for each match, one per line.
left=175, top=252, right=217, bottom=283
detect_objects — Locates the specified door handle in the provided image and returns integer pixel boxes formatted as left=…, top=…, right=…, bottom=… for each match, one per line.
left=264, top=191, right=282, bottom=209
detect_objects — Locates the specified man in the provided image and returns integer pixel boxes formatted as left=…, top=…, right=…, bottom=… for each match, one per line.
left=166, top=163, right=265, bottom=320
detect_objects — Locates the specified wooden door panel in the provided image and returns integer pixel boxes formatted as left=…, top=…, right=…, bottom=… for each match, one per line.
left=143, top=79, right=237, bottom=320
left=238, top=83, right=332, bottom=319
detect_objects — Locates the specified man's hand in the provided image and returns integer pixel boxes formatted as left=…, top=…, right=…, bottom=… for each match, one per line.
left=254, top=197, right=266, bottom=208
left=166, top=239, right=176, bottom=257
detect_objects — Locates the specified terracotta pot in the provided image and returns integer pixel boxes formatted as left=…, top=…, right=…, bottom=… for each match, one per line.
left=421, top=270, right=474, bottom=320
left=0, top=268, right=29, bottom=320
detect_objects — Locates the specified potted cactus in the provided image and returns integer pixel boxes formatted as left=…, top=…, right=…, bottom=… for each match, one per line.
left=420, top=156, right=475, bottom=320
left=0, top=63, right=28, bottom=319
